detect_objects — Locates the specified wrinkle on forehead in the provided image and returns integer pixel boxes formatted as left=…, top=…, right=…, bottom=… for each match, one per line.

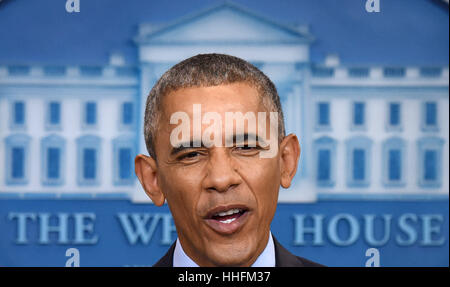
left=159, top=83, right=268, bottom=134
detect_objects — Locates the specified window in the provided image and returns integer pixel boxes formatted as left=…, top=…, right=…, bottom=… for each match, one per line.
left=77, top=135, right=101, bottom=186
left=46, top=101, right=61, bottom=130
left=80, top=66, right=102, bottom=77
left=49, top=102, right=61, bottom=125
left=41, top=135, right=65, bottom=185
left=44, top=66, right=66, bottom=76
left=47, top=148, right=60, bottom=179
left=318, top=150, right=331, bottom=181
left=388, top=150, right=401, bottom=181
left=383, top=67, right=405, bottom=78
left=314, top=137, right=336, bottom=187
left=116, top=67, right=138, bottom=77
left=11, top=101, right=26, bottom=129
left=386, top=102, right=402, bottom=131
left=316, top=102, right=330, bottom=129
left=83, top=148, right=97, bottom=179
left=353, top=149, right=365, bottom=181
left=119, top=148, right=132, bottom=179
left=352, top=102, right=366, bottom=129
left=122, top=102, right=133, bottom=126
left=423, top=150, right=437, bottom=181
left=422, top=101, right=438, bottom=131
left=84, top=102, right=97, bottom=126
left=113, top=136, right=135, bottom=185
left=8, top=66, right=30, bottom=76
left=311, top=66, right=334, bottom=77
left=382, top=137, right=406, bottom=186
left=14, top=102, right=25, bottom=124
left=12, top=147, right=25, bottom=179
left=420, top=67, right=441, bottom=78
left=389, top=103, right=400, bottom=126
left=425, top=102, right=437, bottom=126
left=5, top=134, right=31, bottom=185
left=417, top=137, right=443, bottom=188
left=346, top=136, right=372, bottom=187
left=348, top=68, right=369, bottom=78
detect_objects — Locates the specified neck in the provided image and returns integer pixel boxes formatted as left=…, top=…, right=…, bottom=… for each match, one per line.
left=178, top=231, right=271, bottom=267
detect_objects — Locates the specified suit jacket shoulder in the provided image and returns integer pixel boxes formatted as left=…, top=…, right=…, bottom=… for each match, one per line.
left=153, top=235, right=325, bottom=267
left=272, top=236, right=324, bottom=267
left=153, top=241, right=176, bottom=267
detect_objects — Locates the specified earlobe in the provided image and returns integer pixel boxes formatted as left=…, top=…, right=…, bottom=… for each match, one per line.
left=135, top=154, right=165, bottom=206
left=279, top=134, right=301, bottom=189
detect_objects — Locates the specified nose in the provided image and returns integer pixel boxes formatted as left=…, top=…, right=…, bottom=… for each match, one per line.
left=202, top=148, right=242, bottom=193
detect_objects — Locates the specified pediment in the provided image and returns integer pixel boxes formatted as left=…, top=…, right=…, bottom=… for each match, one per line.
left=136, top=3, right=312, bottom=44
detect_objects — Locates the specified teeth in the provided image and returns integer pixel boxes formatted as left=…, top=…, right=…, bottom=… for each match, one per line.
left=215, top=208, right=241, bottom=217
left=220, top=217, right=237, bottom=224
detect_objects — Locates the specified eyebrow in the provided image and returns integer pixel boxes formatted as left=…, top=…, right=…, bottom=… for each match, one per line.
left=170, top=133, right=267, bottom=155
left=227, top=133, right=263, bottom=145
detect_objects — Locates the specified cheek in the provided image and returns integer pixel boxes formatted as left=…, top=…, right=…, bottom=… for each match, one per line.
left=161, top=164, right=201, bottom=192
left=158, top=167, right=201, bottom=217
left=238, top=158, right=280, bottom=210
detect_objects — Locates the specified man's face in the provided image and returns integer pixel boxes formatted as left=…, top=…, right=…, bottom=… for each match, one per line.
left=152, top=83, right=284, bottom=266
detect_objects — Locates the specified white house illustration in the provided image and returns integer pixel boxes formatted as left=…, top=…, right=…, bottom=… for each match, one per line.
left=0, top=2, right=448, bottom=202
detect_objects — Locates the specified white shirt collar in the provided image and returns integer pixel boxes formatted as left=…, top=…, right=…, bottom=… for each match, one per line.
left=173, top=231, right=275, bottom=267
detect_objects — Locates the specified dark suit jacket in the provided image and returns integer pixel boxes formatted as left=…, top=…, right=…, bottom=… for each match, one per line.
left=153, top=235, right=324, bottom=267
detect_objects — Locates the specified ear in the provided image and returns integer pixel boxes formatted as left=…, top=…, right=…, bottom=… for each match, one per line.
left=135, top=154, right=165, bottom=206
left=279, top=134, right=301, bottom=189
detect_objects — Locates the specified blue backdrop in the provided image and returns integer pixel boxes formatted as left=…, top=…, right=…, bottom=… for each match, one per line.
left=0, top=0, right=448, bottom=267
left=0, top=199, right=448, bottom=267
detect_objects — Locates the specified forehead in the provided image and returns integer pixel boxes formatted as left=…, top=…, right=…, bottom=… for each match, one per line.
left=161, top=82, right=264, bottom=116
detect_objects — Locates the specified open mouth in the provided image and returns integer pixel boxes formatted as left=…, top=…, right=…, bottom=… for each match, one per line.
left=204, top=205, right=250, bottom=235
left=211, top=208, right=247, bottom=224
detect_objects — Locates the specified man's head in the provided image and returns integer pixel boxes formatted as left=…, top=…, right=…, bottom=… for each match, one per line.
left=135, top=54, right=300, bottom=267
left=144, top=53, right=285, bottom=159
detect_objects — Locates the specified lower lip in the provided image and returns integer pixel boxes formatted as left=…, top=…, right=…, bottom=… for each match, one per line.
left=204, top=211, right=250, bottom=235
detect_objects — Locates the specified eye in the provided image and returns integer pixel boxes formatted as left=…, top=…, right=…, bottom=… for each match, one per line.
left=236, top=146, right=254, bottom=150
left=233, top=144, right=261, bottom=154
left=176, top=150, right=206, bottom=162
left=184, top=151, right=200, bottom=158
left=178, top=152, right=198, bottom=160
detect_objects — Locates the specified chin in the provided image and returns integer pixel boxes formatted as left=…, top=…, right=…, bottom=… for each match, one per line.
left=206, top=242, right=255, bottom=267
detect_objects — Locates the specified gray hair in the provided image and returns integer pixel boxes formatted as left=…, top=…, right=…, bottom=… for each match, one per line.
left=144, top=53, right=285, bottom=158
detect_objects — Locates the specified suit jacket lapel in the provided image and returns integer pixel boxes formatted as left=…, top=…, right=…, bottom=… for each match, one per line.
left=153, top=241, right=176, bottom=267
left=273, top=235, right=305, bottom=267
left=273, top=235, right=324, bottom=267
